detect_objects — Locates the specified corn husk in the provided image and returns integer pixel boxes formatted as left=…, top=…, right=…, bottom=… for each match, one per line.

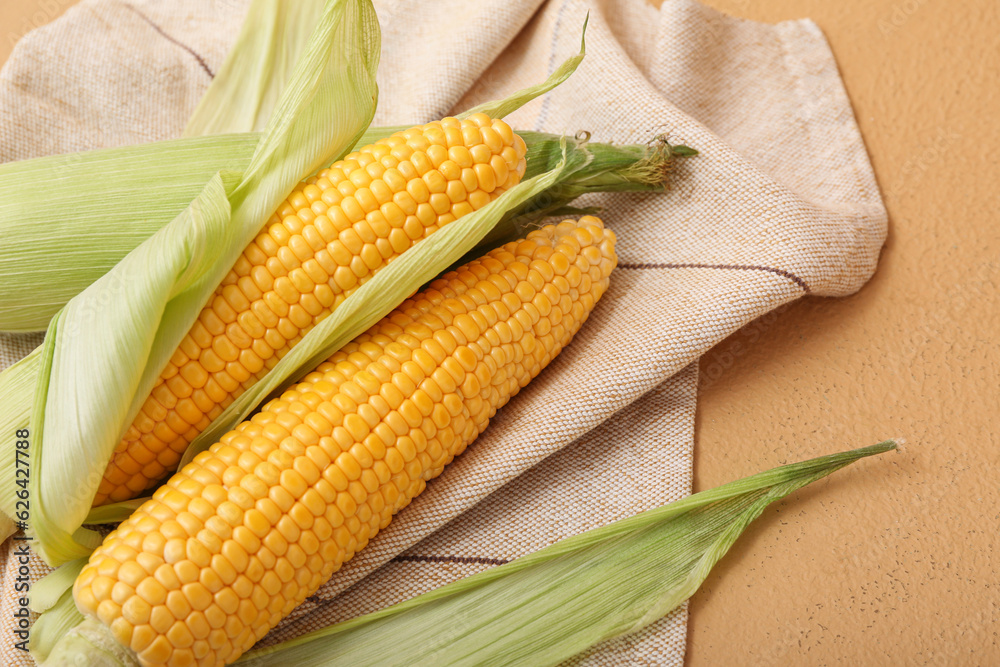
left=183, top=0, right=327, bottom=136
left=24, top=558, right=87, bottom=664
left=0, top=135, right=258, bottom=332
left=0, top=349, right=38, bottom=522
left=1, top=0, right=329, bottom=333
left=33, top=442, right=895, bottom=665
left=0, top=0, right=382, bottom=562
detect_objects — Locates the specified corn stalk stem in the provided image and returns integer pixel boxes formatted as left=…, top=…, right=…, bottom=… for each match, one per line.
left=474, top=132, right=697, bottom=253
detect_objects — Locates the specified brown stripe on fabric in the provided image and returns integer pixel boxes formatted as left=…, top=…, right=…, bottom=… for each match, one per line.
left=618, top=261, right=811, bottom=293
left=123, top=5, right=215, bottom=78
left=393, top=554, right=511, bottom=567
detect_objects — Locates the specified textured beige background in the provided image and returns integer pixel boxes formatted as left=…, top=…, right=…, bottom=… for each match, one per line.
left=2, top=1, right=997, bottom=665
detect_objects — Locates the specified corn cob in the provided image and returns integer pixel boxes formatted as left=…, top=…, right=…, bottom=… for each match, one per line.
left=72, top=216, right=617, bottom=667
left=95, top=113, right=527, bottom=507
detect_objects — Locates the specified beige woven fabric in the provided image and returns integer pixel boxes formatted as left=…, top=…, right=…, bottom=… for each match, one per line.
left=0, top=0, right=885, bottom=664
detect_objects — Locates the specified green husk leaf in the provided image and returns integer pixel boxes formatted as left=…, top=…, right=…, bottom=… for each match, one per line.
left=29, top=557, right=87, bottom=614
left=0, top=134, right=258, bottom=332
left=458, top=15, right=587, bottom=121
left=1, top=0, right=379, bottom=334
left=28, top=559, right=88, bottom=662
left=237, top=442, right=895, bottom=666
left=0, top=349, right=40, bottom=542
left=83, top=499, right=146, bottom=526
left=29, top=587, right=88, bottom=664
left=226, top=0, right=380, bottom=227
left=184, top=0, right=327, bottom=136
left=13, top=0, right=380, bottom=565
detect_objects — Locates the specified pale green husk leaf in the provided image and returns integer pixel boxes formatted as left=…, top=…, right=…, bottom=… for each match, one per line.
left=28, top=559, right=88, bottom=663
left=0, top=0, right=370, bottom=333
left=29, top=557, right=87, bottom=615
left=30, top=591, right=89, bottom=665
left=82, top=499, right=146, bottom=526
left=40, top=617, right=137, bottom=667
left=0, top=349, right=39, bottom=542
left=458, top=15, right=587, bottom=121
left=184, top=0, right=327, bottom=137
left=31, top=595, right=88, bottom=665
left=234, top=442, right=895, bottom=666
left=14, top=0, right=380, bottom=565
left=0, top=135, right=257, bottom=332
left=224, top=0, right=379, bottom=230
